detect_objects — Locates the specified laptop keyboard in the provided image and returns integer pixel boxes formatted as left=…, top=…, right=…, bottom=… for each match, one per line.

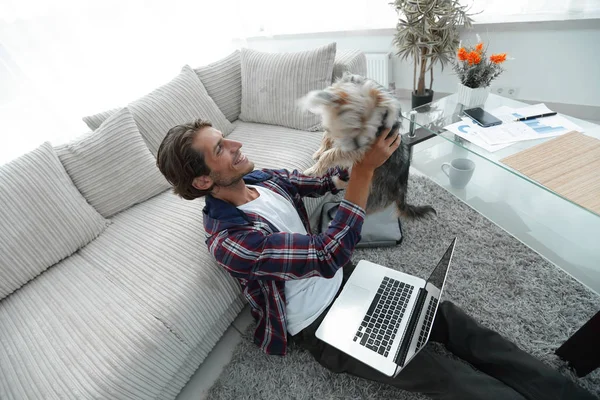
left=353, top=277, right=413, bottom=357
left=416, top=296, right=438, bottom=351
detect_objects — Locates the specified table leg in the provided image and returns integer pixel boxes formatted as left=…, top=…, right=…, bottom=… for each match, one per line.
left=404, top=110, right=437, bottom=148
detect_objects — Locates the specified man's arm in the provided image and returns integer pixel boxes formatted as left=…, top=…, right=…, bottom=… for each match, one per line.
left=208, top=199, right=364, bottom=281
left=269, top=167, right=348, bottom=198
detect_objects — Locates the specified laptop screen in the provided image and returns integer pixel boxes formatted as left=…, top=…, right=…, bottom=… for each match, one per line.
left=394, top=238, right=457, bottom=368
left=426, top=238, right=456, bottom=291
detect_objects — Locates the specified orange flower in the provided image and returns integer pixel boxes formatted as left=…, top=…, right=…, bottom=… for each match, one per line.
left=475, top=42, right=484, bottom=53
left=457, top=47, right=468, bottom=61
left=490, top=53, right=507, bottom=64
left=466, top=51, right=482, bottom=65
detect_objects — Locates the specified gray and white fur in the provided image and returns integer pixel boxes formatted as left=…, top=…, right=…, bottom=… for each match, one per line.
left=301, top=73, right=435, bottom=218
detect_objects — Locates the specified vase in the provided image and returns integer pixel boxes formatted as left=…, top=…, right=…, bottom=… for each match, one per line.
left=411, top=89, right=434, bottom=110
left=456, top=83, right=490, bottom=108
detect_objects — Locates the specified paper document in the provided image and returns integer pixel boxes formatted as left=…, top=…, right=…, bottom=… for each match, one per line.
left=445, top=103, right=585, bottom=149
left=473, top=104, right=585, bottom=145
left=490, top=104, right=553, bottom=123
left=444, top=118, right=512, bottom=152
left=477, top=116, right=584, bottom=145
left=514, top=104, right=555, bottom=119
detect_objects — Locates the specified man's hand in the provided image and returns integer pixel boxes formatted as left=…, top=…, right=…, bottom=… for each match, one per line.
left=344, top=126, right=400, bottom=210
left=354, top=127, right=401, bottom=174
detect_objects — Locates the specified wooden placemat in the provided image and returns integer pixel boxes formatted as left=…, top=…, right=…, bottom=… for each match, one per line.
left=501, top=131, right=600, bottom=215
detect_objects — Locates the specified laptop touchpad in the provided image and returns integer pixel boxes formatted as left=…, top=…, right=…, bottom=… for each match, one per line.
left=333, top=284, right=371, bottom=333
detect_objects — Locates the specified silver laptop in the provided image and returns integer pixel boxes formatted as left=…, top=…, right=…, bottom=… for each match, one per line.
left=316, top=238, right=457, bottom=377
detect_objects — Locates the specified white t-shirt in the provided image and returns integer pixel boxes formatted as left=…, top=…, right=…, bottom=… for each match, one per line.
left=238, top=185, right=343, bottom=335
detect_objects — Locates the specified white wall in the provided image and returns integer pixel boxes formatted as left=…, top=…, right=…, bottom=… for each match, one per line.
left=242, top=20, right=600, bottom=107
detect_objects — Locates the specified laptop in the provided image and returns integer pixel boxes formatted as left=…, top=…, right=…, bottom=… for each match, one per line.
left=315, top=238, right=457, bottom=377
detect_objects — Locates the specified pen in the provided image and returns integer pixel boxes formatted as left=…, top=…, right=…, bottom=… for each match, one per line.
left=514, top=112, right=557, bottom=122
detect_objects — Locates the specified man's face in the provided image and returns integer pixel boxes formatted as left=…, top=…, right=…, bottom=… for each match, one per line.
left=192, top=126, right=254, bottom=190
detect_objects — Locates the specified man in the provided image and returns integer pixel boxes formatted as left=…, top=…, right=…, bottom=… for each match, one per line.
left=156, top=119, right=596, bottom=400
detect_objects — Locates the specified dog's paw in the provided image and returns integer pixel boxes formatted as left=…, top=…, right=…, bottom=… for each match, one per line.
left=332, top=175, right=349, bottom=190
left=312, top=149, right=323, bottom=161
left=304, top=165, right=319, bottom=176
left=304, top=163, right=329, bottom=177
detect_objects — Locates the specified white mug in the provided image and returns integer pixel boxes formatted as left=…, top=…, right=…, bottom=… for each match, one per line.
left=441, top=158, right=475, bottom=189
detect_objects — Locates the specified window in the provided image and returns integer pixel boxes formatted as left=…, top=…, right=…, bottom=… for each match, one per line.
left=238, top=0, right=600, bottom=37
left=0, top=0, right=240, bottom=164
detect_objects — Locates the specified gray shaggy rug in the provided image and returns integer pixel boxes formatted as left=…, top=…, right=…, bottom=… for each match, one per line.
left=207, top=175, right=600, bottom=399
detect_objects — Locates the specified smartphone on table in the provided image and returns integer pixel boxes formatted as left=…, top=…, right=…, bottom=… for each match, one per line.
left=463, top=107, right=502, bottom=128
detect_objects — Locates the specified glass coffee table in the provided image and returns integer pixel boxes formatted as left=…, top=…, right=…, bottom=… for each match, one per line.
left=400, top=93, right=600, bottom=377
left=399, top=93, right=600, bottom=296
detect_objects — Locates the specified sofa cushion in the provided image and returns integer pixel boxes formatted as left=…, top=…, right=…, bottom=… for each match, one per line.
left=239, top=43, right=336, bottom=131
left=80, top=107, right=120, bottom=131
left=82, top=65, right=234, bottom=154
left=56, top=108, right=170, bottom=218
left=0, top=254, right=192, bottom=399
left=228, top=121, right=323, bottom=172
left=77, top=191, right=243, bottom=347
left=333, top=49, right=367, bottom=80
left=0, top=142, right=108, bottom=300
left=195, top=50, right=242, bottom=122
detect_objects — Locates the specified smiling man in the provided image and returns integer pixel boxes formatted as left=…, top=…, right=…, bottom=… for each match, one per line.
left=156, top=119, right=597, bottom=400
left=156, top=119, right=256, bottom=202
left=156, top=119, right=400, bottom=355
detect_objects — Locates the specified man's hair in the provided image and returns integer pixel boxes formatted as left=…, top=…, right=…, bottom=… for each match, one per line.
left=156, top=119, right=213, bottom=200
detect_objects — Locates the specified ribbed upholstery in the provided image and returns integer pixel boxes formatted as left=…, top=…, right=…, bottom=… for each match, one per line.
left=0, top=254, right=191, bottom=400
left=333, top=49, right=368, bottom=80
left=0, top=142, right=108, bottom=300
left=158, top=297, right=245, bottom=399
left=195, top=51, right=242, bottom=122
left=239, top=43, right=336, bottom=131
left=78, top=191, right=243, bottom=348
left=56, top=108, right=170, bottom=218
left=81, top=107, right=120, bottom=131
left=82, top=66, right=234, bottom=154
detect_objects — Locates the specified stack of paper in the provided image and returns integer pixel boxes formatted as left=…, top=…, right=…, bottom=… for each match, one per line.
left=443, top=103, right=585, bottom=153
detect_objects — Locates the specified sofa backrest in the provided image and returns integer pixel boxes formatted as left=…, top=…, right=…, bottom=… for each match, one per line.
left=82, top=66, right=234, bottom=145
left=195, top=51, right=242, bottom=123
left=0, top=143, right=109, bottom=300
left=193, top=47, right=367, bottom=124
left=333, top=49, right=367, bottom=80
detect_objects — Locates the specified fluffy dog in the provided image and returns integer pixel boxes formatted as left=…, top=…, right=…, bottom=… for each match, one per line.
left=301, top=73, right=435, bottom=218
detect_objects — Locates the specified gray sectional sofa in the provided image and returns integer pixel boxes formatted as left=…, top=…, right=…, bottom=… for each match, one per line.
left=0, top=44, right=366, bottom=399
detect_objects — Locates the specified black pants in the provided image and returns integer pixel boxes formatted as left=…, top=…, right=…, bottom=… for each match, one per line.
left=290, top=263, right=597, bottom=400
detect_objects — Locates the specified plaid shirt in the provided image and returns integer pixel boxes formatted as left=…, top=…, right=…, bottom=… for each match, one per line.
left=203, top=168, right=365, bottom=356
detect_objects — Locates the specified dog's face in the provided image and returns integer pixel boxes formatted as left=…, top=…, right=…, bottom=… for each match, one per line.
left=301, top=74, right=401, bottom=149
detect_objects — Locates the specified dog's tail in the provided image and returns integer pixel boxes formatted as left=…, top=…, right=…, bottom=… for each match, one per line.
left=396, top=193, right=436, bottom=220
left=398, top=203, right=437, bottom=219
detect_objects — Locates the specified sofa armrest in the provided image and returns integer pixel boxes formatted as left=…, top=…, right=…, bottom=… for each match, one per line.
left=333, top=50, right=367, bottom=81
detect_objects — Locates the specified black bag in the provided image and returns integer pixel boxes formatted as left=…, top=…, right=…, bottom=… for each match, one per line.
left=319, top=202, right=403, bottom=248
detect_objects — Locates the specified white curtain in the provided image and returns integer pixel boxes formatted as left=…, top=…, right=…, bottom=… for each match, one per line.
left=0, top=0, right=244, bottom=165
